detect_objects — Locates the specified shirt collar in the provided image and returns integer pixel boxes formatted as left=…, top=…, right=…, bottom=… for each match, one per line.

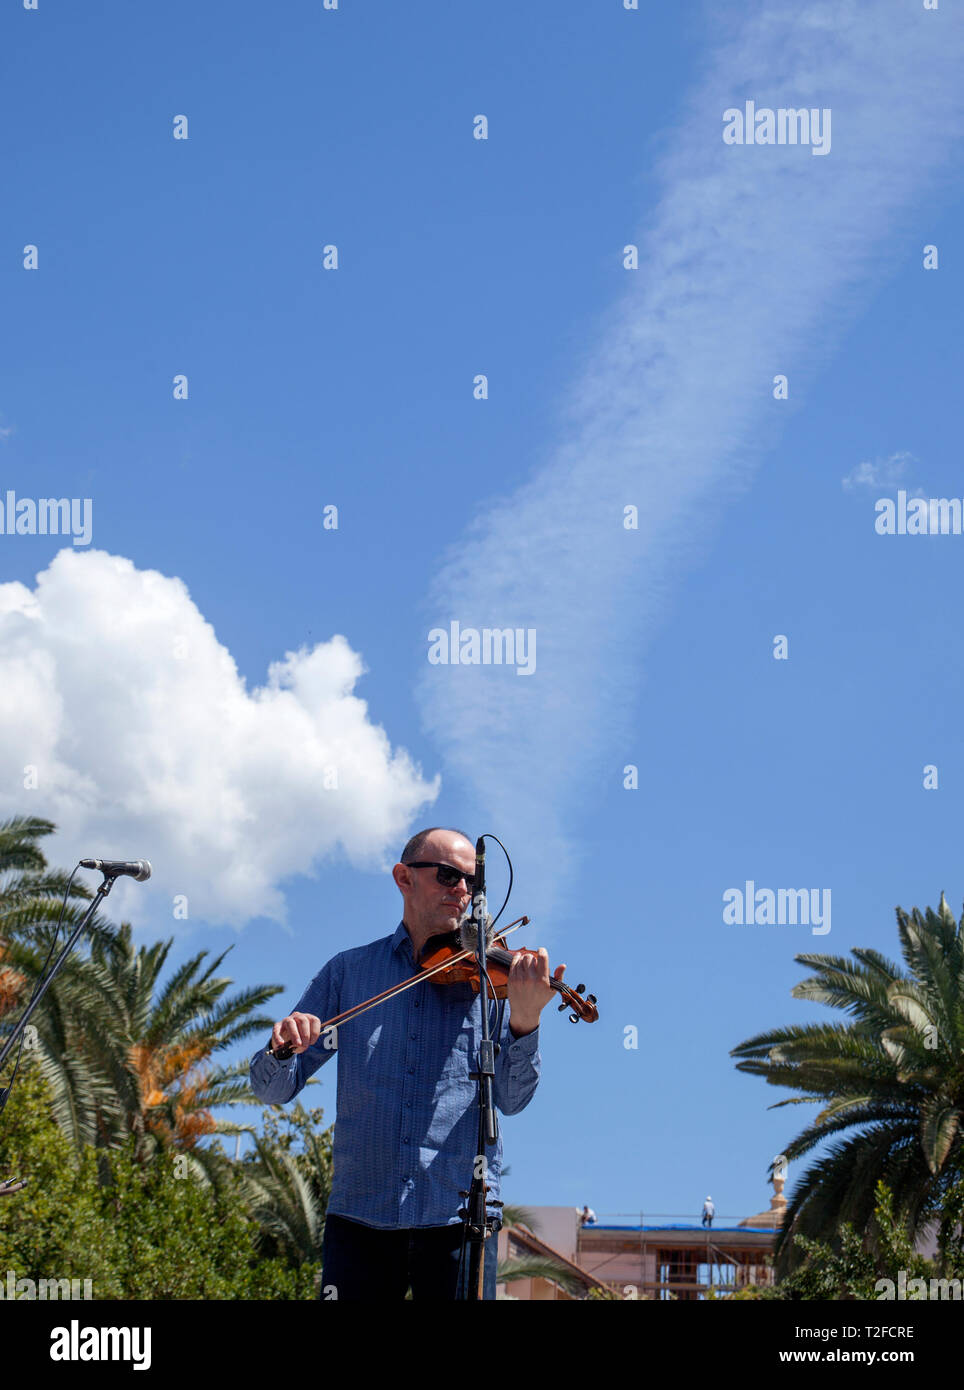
left=391, top=920, right=414, bottom=963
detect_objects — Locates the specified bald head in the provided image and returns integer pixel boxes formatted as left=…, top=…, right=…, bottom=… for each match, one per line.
left=393, top=827, right=476, bottom=953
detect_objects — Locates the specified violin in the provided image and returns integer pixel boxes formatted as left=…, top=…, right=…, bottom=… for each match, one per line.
left=270, top=914, right=598, bottom=1058
left=418, top=922, right=598, bottom=1023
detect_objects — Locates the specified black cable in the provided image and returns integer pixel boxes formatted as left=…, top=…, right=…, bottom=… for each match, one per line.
left=494, top=994, right=506, bottom=1042
left=482, top=833, right=513, bottom=929
left=479, top=964, right=498, bottom=1011
left=477, top=835, right=512, bottom=1043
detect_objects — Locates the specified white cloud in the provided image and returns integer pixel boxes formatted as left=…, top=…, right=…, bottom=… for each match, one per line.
left=842, top=451, right=916, bottom=492
left=0, top=549, right=438, bottom=925
left=417, top=1, right=964, bottom=893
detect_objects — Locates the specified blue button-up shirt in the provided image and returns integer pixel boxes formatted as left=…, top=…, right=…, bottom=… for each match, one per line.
left=249, top=921, right=541, bottom=1229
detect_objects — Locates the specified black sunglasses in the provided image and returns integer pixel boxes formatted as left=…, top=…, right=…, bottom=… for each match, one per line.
left=404, top=861, right=476, bottom=891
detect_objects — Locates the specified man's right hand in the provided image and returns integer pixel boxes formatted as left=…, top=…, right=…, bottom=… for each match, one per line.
left=271, top=1012, right=322, bottom=1056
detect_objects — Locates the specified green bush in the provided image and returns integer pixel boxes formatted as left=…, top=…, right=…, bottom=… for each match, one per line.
left=0, top=1062, right=318, bottom=1299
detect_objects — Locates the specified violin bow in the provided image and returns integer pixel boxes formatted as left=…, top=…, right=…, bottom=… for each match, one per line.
left=270, top=917, right=531, bottom=1054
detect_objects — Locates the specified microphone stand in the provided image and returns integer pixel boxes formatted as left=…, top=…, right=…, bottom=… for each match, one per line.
left=456, top=837, right=502, bottom=1301
left=0, top=872, right=117, bottom=1131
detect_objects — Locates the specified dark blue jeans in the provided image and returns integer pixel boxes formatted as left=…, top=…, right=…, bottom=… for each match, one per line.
left=318, top=1212, right=500, bottom=1301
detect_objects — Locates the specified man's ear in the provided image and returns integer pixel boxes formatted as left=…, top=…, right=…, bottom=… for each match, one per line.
left=392, top=863, right=411, bottom=893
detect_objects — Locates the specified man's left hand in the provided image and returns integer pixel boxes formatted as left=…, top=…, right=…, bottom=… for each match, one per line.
left=507, top=948, right=566, bottom=1038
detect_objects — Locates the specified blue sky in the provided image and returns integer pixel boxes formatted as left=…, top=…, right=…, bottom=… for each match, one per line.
left=2, top=0, right=963, bottom=1228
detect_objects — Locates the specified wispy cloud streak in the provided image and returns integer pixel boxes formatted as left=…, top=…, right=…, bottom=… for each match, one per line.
left=417, top=1, right=964, bottom=877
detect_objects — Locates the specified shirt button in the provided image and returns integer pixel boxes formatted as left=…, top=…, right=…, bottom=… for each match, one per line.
left=413, top=1001, right=419, bottom=1008
left=410, top=1032, right=417, bottom=1040
left=407, top=1066, right=415, bottom=1074
left=405, top=1101, right=412, bottom=1108
left=403, top=1137, right=410, bottom=1144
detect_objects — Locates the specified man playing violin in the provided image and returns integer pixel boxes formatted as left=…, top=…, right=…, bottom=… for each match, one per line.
left=249, top=826, right=565, bottom=1300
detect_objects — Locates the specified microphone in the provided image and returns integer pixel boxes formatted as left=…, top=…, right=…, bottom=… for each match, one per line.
left=458, top=908, right=494, bottom=952
left=79, top=859, right=152, bottom=882
left=472, top=835, right=486, bottom=920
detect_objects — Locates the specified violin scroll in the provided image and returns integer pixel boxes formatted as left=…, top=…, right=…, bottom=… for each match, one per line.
left=554, top=979, right=598, bottom=1024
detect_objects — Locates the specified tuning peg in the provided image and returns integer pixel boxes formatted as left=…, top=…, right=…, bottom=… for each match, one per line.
left=568, top=1012, right=579, bottom=1023
left=558, top=1001, right=568, bottom=1011
left=576, top=983, right=585, bottom=994
left=586, top=994, right=596, bottom=1005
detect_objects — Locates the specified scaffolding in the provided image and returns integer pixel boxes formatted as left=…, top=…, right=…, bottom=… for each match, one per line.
left=576, top=1212, right=777, bottom=1300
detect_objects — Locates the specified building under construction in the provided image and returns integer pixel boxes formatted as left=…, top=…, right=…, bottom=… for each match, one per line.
left=497, top=1182, right=787, bottom=1300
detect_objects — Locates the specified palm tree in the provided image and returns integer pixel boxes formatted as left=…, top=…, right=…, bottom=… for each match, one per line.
left=61, top=923, right=282, bottom=1163
left=0, top=815, right=120, bottom=1144
left=236, top=1102, right=332, bottom=1265
left=496, top=1253, right=589, bottom=1297
left=0, top=816, right=118, bottom=987
left=731, top=892, right=964, bottom=1272
left=0, top=815, right=118, bottom=947
left=0, top=816, right=281, bottom=1160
